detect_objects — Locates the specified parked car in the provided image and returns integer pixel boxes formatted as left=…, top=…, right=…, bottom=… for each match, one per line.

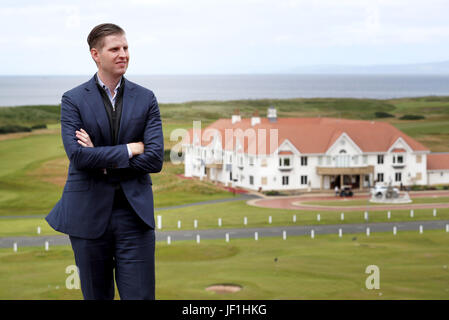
left=371, top=184, right=399, bottom=199
left=340, top=185, right=353, bottom=197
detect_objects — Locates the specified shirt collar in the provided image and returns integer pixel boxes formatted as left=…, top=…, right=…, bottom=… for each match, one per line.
left=95, top=72, right=122, bottom=94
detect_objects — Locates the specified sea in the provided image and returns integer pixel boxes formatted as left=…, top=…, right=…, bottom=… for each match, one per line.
left=0, top=74, right=448, bottom=107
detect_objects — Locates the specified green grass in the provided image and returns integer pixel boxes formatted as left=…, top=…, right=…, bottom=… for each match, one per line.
left=2, top=200, right=449, bottom=237
left=1, top=230, right=449, bottom=299
left=0, top=129, right=233, bottom=217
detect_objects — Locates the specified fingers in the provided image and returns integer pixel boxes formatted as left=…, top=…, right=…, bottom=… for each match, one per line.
left=77, top=140, right=87, bottom=147
left=76, top=128, right=93, bottom=147
left=76, top=131, right=89, bottom=143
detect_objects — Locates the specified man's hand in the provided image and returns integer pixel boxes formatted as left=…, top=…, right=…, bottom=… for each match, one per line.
left=127, top=142, right=144, bottom=156
left=76, top=128, right=94, bottom=147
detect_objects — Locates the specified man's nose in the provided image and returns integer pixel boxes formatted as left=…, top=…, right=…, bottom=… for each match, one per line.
left=118, top=48, right=127, bottom=58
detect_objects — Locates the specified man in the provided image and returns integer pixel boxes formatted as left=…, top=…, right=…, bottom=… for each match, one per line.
left=46, top=23, right=164, bottom=300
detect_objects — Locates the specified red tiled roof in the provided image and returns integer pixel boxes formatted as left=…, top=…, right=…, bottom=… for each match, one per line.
left=427, top=153, right=449, bottom=170
left=278, top=151, right=294, bottom=155
left=183, top=117, right=429, bottom=155
left=391, top=148, right=406, bottom=153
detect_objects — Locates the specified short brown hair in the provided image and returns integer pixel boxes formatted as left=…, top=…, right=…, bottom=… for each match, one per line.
left=87, top=23, right=125, bottom=50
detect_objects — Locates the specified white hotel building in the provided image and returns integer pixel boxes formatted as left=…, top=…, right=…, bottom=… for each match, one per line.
left=182, top=107, right=449, bottom=191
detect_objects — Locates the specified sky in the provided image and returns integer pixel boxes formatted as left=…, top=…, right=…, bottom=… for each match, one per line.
left=1, top=0, right=449, bottom=75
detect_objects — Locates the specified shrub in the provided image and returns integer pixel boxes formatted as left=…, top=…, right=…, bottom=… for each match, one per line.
left=0, top=125, right=32, bottom=134
left=374, top=111, right=394, bottom=118
left=399, top=114, right=425, bottom=120
left=31, top=123, right=47, bottom=130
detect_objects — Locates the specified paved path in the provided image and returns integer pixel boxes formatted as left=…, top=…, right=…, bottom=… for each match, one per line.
left=249, top=191, right=449, bottom=211
left=2, top=219, right=449, bottom=249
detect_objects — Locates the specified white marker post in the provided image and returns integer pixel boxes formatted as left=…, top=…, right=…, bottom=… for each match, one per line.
left=13, top=242, right=17, bottom=252
left=293, top=214, right=296, bottom=223
left=410, top=210, right=414, bottom=218
left=225, top=233, right=229, bottom=243
left=45, top=241, right=49, bottom=251
left=393, top=226, right=397, bottom=236
left=196, top=234, right=200, bottom=244
left=317, top=214, right=321, bottom=222
left=157, top=215, right=162, bottom=230
left=433, top=209, right=437, bottom=217
left=194, top=219, right=198, bottom=229
left=283, top=230, right=287, bottom=240
left=419, top=225, right=423, bottom=234
left=311, top=230, right=315, bottom=239
left=387, top=211, right=391, bottom=220
left=341, top=213, right=344, bottom=221
left=218, top=218, right=222, bottom=227
left=37, top=226, right=41, bottom=234
left=366, top=227, right=370, bottom=237
left=244, top=217, right=247, bottom=226
left=254, top=232, right=258, bottom=241
left=364, top=211, right=369, bottom=221
left=268, top=216, right=272, bottom=224
left=338, top=228, right=343, bottom=238
left=167, top=236, right=171, bottom=245
left=446, top=224, right=449, bottom=233
left=177, top=220, right=181, bottom=229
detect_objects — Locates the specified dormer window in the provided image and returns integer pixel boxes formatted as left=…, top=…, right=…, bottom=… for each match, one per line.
left=279, top=157, right=291, bottom=167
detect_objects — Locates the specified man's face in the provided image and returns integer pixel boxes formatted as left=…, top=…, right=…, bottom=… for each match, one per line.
left=91, top=33, right=129, bottom=77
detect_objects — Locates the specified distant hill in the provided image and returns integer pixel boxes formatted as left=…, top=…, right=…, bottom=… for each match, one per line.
left=286, top=60, right=449, bottom=75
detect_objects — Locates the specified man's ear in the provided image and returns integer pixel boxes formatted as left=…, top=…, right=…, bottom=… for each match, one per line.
left=90, top=48, right=100, bottom=65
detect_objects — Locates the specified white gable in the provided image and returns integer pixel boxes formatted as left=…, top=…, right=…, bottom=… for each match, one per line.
left=326, top=132, right=363, bottom=156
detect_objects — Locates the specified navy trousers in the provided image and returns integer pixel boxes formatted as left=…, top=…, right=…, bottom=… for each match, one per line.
left=69, top=186, right=155, bottom=300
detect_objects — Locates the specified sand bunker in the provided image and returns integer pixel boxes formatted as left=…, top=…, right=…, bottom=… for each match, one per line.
left=205, top=284, right=242, bottom=294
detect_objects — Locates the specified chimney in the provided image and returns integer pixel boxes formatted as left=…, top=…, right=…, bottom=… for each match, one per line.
left=251, top=110, right=261, bottom=126
left=267, top=105, right=277, bottom=123
left=232, top=108, right=241, bottom=124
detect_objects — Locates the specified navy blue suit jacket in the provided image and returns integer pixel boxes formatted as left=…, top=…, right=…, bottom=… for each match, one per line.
left=46, top=75, right=164, bottom=239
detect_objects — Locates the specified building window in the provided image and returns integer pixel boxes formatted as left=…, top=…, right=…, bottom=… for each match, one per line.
left=353, top=156, right=358, bottom=165
left=282, top=176, right=289, bottom=185
left=395, top=172, right=402, bottom=182
left=229, top=155, right=232, bottom=163
left=393, top=154, right=404, bottom=164
left=363, top=155, right=368, bottom=164
left=301, top=156, right=308, bottom=166
left=249, top=157, right=254, bottom=166
left=249, top=176, right=254, bottom=185
left=261, top=158, right=267, bottom=167
left=416, top=155, right=422, bottom=163
left=229, top=171, right=232, bottom=181
left=326, top=156, right=331, bottom=165
left=261, top=177, right=267, bottom=185
left=279, top=157, right=291, bottom=167
left=416, top=172, right=422, bottom=180
left=377, top=173, right=384, bottom=182
left=377, top=155, right=384, bottom=164
left=318, top=156, right=323, bottom=165
left=239, top=156, right=243, bottom=166
left=301, top=175, right=308, bottom=185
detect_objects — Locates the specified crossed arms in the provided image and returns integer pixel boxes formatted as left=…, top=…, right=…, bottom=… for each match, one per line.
left=60, top=92, right=164, bottom=174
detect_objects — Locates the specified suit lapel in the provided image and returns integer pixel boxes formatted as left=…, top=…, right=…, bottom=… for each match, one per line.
left=117, top=78, right=137, bottom=144
left=83, top=76, right=113, bottom=145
